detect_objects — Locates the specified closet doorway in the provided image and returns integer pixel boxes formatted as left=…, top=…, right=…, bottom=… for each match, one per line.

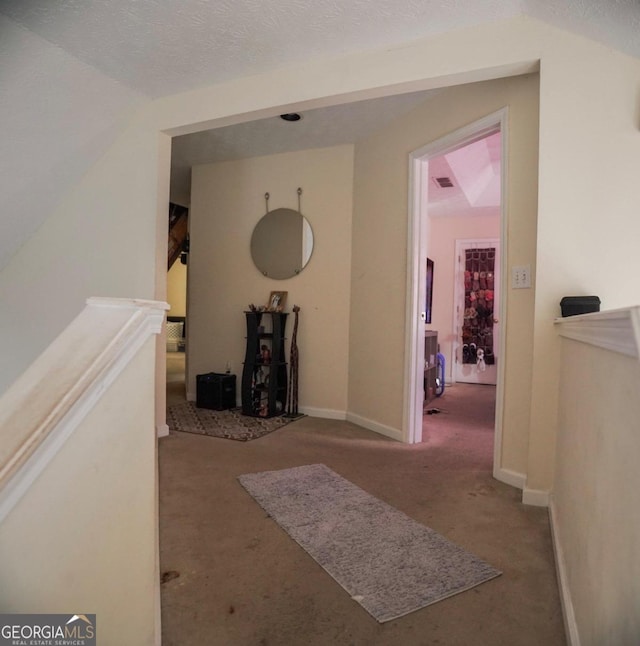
left=452, top=239, right=500, bottom=386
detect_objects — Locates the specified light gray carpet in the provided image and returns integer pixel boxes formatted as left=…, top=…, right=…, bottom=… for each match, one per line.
left=238, top=463, right=501, bottom=622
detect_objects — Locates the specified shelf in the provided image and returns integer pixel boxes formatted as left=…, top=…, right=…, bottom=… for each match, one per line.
left=241, top=310, right=288, bottom=417
left=242, top=361, right=287, bottom=367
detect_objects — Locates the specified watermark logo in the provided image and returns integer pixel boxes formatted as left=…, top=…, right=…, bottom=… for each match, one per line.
left=0, top=614, right=96, bottom=646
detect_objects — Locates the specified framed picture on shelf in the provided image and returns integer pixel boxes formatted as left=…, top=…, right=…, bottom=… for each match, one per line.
left=267, top=291, right=287, bottom=311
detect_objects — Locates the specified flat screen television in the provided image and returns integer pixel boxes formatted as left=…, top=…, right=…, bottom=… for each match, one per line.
left=425, top=258, right=434, bottom=324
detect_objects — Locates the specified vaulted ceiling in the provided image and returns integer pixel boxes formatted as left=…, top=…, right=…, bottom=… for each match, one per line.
left=3, top=0, right=639, bottom=98
left=428, top=132, right=502, bottom=219
left=1, top=0, right=639, bottom=266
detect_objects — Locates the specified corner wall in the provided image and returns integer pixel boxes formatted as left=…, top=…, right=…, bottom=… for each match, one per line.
left=0, top=117, right=166, bottom=396
left=350, top=73, right=539, bottom=476
left=0, top=15, right=148, bottom=396
left=526, top=25, right=640, bottom=493
left=0, top=13, right=145, bottom=273
left=188, top=146, right=354, bottom=415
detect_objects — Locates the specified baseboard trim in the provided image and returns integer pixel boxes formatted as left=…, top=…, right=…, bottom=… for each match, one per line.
left=186, top=390, right=196, bottom=402
left=345, top=412, right=403, bottom=442
left=156, top=423, right=169, bottom=438
left=300, top=407, right=347, bottom=420
left=493, top=467, right=526, bottom=490
left=549, top=498, right=581, bottom=646
left=522, top=487, right=550, bottom=507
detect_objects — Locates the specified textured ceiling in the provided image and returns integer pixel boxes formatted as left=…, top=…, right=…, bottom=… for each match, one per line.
left=1, top=0, right=522, bottom=97
left=171, top=95, right=501, bottom=214
left=170, top=89, right=440, bottom=204
left=524, top=0, right=640, bottom=63
left=2, top=0, right=639, bottom=99
left=5, top=0, right=638, bottom=206
left=2, top=0, right=639, bottom=266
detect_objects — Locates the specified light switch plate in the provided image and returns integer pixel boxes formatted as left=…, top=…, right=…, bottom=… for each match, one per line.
left=512, top=264, right=531, bottom=289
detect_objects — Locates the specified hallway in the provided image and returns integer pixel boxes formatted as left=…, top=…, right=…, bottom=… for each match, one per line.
left=422, top=382, right=496, bottom=470
left=159, top=383, right=564, bottom=645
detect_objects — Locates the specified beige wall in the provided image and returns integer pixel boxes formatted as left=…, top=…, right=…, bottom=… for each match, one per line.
left=188, top=146, right=353, bottom=414
left=526, top=34, right=640, bottom=493
left=554, top=338, right=640, bottom=645
left=0, top=13, right=144, bottom=273
left=427, top=213, right=501, bottom=382
left=0, top=338, right=158, bottom=644
left=350, top=74, right=539, bottom=476
left=167, top=259, right=187, bottom=317
left=1, top=15, right=640, bottom=493
left=0, top=119, right=167, bottom=395
left=2, top=17, right=639, bottom=642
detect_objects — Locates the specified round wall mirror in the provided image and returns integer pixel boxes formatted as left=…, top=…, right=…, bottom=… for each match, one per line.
left=250, top=208, right=314, bottom=279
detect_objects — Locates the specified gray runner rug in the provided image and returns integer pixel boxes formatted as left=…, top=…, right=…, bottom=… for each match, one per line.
left=238, top=463, right=501, bottom=622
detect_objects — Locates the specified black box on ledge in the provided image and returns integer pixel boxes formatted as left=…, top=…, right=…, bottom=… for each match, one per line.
left=560, top=296, right=601, bottom=317
left=196, top=373, right=236, bottom=410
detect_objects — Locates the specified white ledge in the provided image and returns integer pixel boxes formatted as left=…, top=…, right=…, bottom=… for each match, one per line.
left=554, top=306, right=640, bottom=359
left=0, top=297, right=168, bottom=521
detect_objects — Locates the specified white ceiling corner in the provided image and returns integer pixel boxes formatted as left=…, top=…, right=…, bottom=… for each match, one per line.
left=0, top=0, right=525, bottom=98
left=1, top=0, right=639, bottom=259
left=2, top=0, right=639, bottom=101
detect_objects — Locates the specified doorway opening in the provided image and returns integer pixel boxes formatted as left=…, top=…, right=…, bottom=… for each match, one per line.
left=452, top=238, right=500, bottom=387
left=405, top=109, right=508, bottom=481
left=166, top=202, right=189, bottom=408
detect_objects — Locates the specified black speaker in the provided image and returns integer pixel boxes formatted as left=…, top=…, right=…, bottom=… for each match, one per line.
left=196, top=373, right=236, bottom=410
left=560, top=296, right=600, bottom=317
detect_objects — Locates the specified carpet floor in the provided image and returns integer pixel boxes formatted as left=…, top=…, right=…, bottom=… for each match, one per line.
left=239, top=463, right=501, bottom=622
left=159, top=382, right=566, bottom=645
left=167, top=401, right=295, bottom=441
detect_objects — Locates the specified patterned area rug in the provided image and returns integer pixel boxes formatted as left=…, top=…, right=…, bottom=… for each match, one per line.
left=239, top=464, right=501, bottom=622
left=167, top=402, right=296, bottom=441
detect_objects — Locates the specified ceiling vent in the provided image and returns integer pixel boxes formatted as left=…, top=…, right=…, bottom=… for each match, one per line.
left=433, top=176, right=454, bottom=188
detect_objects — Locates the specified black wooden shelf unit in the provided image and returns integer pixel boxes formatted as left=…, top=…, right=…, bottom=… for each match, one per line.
left=241, top=311, right=288, bottom=417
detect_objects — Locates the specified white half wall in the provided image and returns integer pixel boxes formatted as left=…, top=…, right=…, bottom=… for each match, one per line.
left=553, top=313, right=640, bottom=645
left=0, top=337, right=159, bottom=644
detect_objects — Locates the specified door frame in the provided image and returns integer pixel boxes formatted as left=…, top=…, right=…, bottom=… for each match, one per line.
left=403, top=107, right=508, bottom=479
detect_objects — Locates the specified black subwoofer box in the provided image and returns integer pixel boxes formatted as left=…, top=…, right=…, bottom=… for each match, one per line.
left=196, top=373, right=236, bottom=410
left=560, top=296, right=601, bottom=317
